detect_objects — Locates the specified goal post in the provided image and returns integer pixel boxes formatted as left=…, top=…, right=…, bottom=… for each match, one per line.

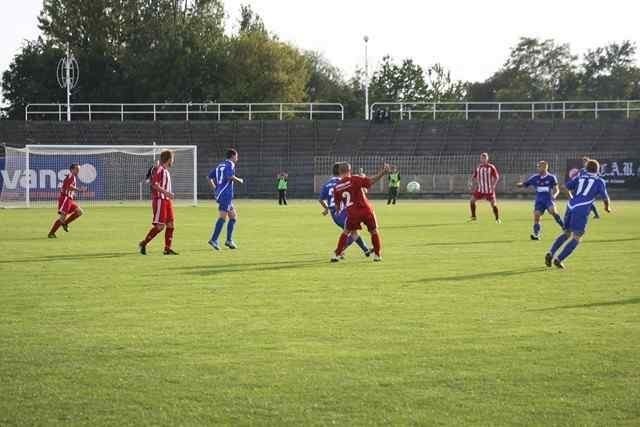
left=0, top=144, right=198, bottom=208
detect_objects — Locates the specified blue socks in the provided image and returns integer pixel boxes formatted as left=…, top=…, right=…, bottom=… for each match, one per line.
left=552, top=213, right=564, bottom=228
left=558, top=238, right=579, bottom=261
left=533, top=223, right=541, bottom=235
left=550, top=233, right=569, bottom=255
left=354, top=237, right=369, bottom=253
left=226, top=218, right=236, bottom=242
left=211, top=218, right=225, bottom=242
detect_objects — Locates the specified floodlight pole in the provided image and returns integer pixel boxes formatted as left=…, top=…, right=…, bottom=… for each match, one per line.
left=65, top=43, right=71, bottom=121
left=364, top=36, right=370, bottom=120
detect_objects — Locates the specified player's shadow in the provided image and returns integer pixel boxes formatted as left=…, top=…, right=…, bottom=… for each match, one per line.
left=383, top=223, right=463, bottom=230
left=412, top=239, right=517, bottom=247
left=177, top=259, right=328, bottom=276
left=582, top=237, right=640, bottom=244
left=529, top=297, right=640, bottom=311
left=408, top=267, right=546, bottom=285
left=0, top=252, right=134, bottom=264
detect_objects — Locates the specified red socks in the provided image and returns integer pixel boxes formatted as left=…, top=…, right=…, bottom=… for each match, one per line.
left=335, top=233, right=349, bottom=255
left=49, top=220, right=62, bottom=235
left=143, top=227, right=161, bottom=244
left=372, top=233, right=382, bottom=256
left=164, top=227, right=174, bottom=250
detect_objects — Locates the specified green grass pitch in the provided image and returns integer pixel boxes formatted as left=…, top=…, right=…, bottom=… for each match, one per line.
left=1, top=200, right=639, bottom=425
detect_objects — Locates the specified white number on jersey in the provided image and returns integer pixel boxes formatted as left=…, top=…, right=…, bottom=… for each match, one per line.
left=342, top=191, right=353, bottom=208
left=576, top=178, right=595, bottom=196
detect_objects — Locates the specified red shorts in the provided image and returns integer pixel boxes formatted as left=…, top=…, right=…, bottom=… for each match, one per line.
left=152, top=198, right=174, bottom=225
left=345, top=208, right=378, bottom=232
left=472, top=191, right=497, bottom=203
left=57, top=196, right=78, bottom=215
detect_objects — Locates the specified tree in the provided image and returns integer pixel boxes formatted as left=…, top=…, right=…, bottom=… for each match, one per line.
left=580, top=41, right=640, bottom=99
left=2, top=39, right=65, bottom=119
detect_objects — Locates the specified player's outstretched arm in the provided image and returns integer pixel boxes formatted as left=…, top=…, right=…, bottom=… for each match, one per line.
left=232, top=176, right=244, bottom=184
left=369, top=163, right=391, bottom=186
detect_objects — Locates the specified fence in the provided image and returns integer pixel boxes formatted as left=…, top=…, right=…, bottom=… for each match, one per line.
left=314, top=152, right=633, bottom=195
left=370, top=100, right=640, bottom=121
left=25, top=102, right=345, bottom=121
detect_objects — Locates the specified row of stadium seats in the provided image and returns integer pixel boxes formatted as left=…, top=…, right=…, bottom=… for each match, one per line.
left=1, top=119, right=638, bottom=196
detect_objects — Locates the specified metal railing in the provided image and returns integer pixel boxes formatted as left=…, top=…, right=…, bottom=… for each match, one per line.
left=370, top=100, right=640, bottom=120
left=25, top=102, right=345, bottom=121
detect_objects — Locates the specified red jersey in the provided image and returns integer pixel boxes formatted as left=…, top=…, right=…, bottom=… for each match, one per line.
left=473, top=163, right=499, bottom=194
left=334, top=175, right=373, bottom=215
left=151, top=165, right=172, bottom=199
left=60, top=174, right=77, bottom=199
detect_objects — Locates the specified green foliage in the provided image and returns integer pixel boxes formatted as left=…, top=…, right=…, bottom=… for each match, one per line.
left=2, top=3, right=639, bottom=118
left=469, top=37, right=640, bottom=102
left=1, top=201, right=639, bottom=424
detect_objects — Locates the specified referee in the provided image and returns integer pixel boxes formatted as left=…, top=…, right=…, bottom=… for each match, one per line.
left=387, top=166, right=401, bottom=205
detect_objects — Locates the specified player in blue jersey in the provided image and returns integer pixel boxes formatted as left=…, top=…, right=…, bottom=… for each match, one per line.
left=580, top=157, right=601, bottom=219
left=318, top=163, right=372, bottom=258
left=207, top=148, right=244, bottom=250
left=545, top=159, right=611, bottom=269
left=517, top=160, right=564, bottom=240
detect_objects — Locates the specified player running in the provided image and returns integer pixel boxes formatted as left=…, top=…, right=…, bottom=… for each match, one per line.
left=580, top=157, right=601, bottom=219
left=208, top=148, right=244, bottom=250
left=517, top=160, right=564, bottom=240
left=545, top=159, right=611, bottom=269
left=138, top=150, right=178, bottom=255
left=331, top=162, right=390, bottom=262
left=48, top=163, right=85, bottom=238
left=469, top=152, right=501, bottom=223
left=319, top=162, right=372, bottom=258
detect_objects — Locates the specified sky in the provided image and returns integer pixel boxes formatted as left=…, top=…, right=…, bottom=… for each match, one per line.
left=1, top=0, right=639, bottom=94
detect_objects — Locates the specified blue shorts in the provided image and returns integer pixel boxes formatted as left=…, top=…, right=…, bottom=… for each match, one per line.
left=331, top=210, right=347, bottom=229
left=563, top=207, right=589, bottom=234
left=534, top=199, right=555, bottom=213
left=216, top=196, right=234, bottom=212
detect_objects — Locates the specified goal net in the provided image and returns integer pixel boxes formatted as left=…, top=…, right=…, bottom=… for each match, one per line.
left=0, top=145, right=197, bottom=208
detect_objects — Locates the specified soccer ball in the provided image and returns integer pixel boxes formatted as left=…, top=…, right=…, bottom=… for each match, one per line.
left=406, top=181, right=421, bottom=193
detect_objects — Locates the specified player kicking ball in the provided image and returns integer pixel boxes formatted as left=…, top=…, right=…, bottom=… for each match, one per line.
left=138, top=150, right=178, bottom=255
left=517, top=160, right=564, bottom=240
left=319, top=162, right=373, bottom=259
left=208, top=148, right=244, bottom=250
left=469, top=152, right=501, bottom=223
left=545, top=159, right=611, bottom=269
left=48, top=163, right=85, bottom=238
left=331, top=162, right=390, bottom=262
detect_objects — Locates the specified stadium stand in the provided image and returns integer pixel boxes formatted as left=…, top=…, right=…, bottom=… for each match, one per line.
left=1, top=119, right=639, bottom=197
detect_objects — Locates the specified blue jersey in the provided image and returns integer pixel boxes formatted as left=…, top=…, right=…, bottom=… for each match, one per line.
left=566, top=172, right=609, bottom=211
left=208, top=160, right=236, bottom=202
left=523, top=173, right=558, bottom=204
left=319, top=177, right=341, bottom=214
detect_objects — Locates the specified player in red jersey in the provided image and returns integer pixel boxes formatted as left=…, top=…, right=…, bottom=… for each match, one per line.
left=332, top=162, right=390, bottom=262
left=138, top=150, right=178, bottom=255
left=48, top=164, right=84, bottom=238
left=469, top=152, right=501, bottom=223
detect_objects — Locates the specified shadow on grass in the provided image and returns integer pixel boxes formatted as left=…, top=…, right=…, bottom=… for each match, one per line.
left=408, top=239, right=517, bottom=247
left=383, top=223, right=464, bottom=230
left=176, top=259, right=329, bottom=276
left=0, top=252, right=134, bottom=264
left=582, top=237, right=640, bottom=244
left=529, top=297, right=640, bottom=311
left=408, top=267, right=546, bottom=285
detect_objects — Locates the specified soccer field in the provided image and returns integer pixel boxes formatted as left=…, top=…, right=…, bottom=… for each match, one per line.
left=1, top=200, right=639, bottom=425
